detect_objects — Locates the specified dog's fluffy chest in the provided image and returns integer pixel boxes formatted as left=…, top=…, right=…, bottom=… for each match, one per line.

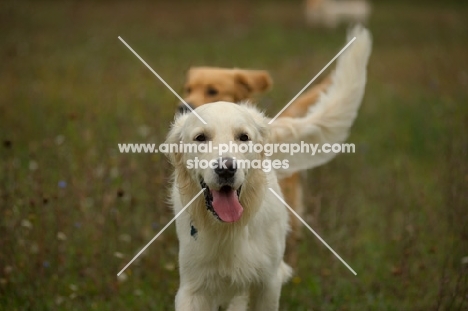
left=176, top=213, right=284, bottom=296
left=184, top=224, right=274, bottom=286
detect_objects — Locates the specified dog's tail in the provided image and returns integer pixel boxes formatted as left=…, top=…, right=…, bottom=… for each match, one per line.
left=278, top=75, right=332, bottom=118
left=269, top=26, right=372, bottom=178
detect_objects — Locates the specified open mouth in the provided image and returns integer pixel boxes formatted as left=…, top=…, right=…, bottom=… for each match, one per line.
left=200, top=179, right=243, bottom=223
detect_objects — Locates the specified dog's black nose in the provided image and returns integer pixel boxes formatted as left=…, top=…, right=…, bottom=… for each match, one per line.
left=177, top=102, right=193, bottom=114
left=215, top=157, right=237, bottom=179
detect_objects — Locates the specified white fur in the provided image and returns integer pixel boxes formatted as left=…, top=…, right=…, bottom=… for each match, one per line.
left=166, top=26, right=372, bottom=310
left=167, top=102, right=291, bottom=310
left=306, top=0, right=371, bottom=28
left=271, top=26, right=372, bottom=178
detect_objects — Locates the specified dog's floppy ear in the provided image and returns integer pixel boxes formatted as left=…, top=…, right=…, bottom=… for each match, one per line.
left=165, top=114, right=190, bottom=167
left=185, top=66, right=197, bottom=78
left=235, top=70, right=273, bottom=95
left=240, top=104, right=270, bottom=146
left=184, top=67, right=199, bottom=85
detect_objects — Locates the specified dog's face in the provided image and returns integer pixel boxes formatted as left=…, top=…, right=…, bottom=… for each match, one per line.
left=177, top=67, right=272, bottom=113
left=167, top=102, right=268, bottom=226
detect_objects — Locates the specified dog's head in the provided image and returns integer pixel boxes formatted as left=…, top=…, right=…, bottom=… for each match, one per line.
left=166, top=102, right=269, bottom=227
left=177, top=67, right=272, bottom=114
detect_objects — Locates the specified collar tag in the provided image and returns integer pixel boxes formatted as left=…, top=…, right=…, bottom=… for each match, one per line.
left=190, top=223, right=198, bottom=240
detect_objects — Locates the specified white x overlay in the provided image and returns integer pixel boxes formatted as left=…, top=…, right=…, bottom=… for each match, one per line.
left=269, top=188, right=357, bottom=275
left=118, top=36, right=207, bottom=124
left=117, top=188, right=205, bottom=276
left=269, top=36, right=356, bottom=124
left=116, top=35, right=358, bottom=277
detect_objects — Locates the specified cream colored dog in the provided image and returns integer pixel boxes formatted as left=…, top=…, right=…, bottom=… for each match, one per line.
left=180, top=63, right=332, bottom=269
left=166, top=27, right=371, bottom=310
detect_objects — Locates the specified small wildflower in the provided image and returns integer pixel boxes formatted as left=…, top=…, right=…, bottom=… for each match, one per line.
left=29, top=160, right=38, bottom=171
left=21, top=219, right=32, bottom=229
left=462, top=256, right=468, bottom=265
left=114, top=252, right=124, bottom=259
left=117, top=272, right=128, bottom=283
left=69, top=284, right=78, bottom=291
left=58, top=180, right=67, bottom=188
left=55, top=135, right=65, bottom=145
left=43, top=261, right=50, bottom=268
left=119, top=234, right=131, bottom=243
left=57, top=232, right=67, bottom=241
left=110, top=167, right=119, bottom=179
left=292, top=276, right=302, bottom=284
left=138, top=125, right=150, bottom=138
left=55, top=296, right=64, bottom=305
left=164, top=262, right=175, bottom=271
left=30, top=243, right=39, bottom=254
left=133, top=289, right=143, bottom=296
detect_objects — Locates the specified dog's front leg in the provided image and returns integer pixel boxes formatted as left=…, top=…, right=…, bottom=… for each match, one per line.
left=175, top=286, right=217, bottom=311
left=250, top=280, right=282, bottom=311
left=226, top=293, right=249, bottom=311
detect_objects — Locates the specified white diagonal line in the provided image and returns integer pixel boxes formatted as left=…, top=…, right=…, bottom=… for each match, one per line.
left=268, top=188, right=357, bottom=275
left=117, top=188, right=205, bottom=276
left=118, top=36, right=207, bottom=125
left=268, top=36, right=356, bottom=124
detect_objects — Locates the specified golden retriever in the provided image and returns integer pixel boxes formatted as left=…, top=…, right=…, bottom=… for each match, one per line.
left=166, top=26, right=372, bottom=310
left=177, top=67, right=273, bottom=114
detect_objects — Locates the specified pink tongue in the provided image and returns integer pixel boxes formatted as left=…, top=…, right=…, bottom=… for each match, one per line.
left=211, top=189, right=243, bottom=223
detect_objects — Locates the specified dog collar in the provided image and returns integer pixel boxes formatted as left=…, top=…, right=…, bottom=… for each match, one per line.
left=190, top=222, right=198, bottom=240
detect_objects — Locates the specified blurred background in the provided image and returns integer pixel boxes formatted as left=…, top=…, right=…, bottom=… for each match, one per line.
left=1, top=0, right=467, bottom=310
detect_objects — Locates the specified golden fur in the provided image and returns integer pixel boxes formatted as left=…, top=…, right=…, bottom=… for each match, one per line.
left=179, top=67, right=273, bottom=112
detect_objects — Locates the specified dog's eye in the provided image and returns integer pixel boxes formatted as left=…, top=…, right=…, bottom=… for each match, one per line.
left=239, top=133, right=250, bottom=142
left=206, top=87, right=218, bottom=96
left=194, top=133, right=206, bottom=142
left=185, top=87, right=191, bottom=94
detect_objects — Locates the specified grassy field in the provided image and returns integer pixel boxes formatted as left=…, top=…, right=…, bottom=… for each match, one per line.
left=1, top=0, right=467, bottom=310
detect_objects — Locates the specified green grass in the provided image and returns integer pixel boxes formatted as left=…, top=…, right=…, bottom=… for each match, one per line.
left=1, top=0, right=467, bottom=310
